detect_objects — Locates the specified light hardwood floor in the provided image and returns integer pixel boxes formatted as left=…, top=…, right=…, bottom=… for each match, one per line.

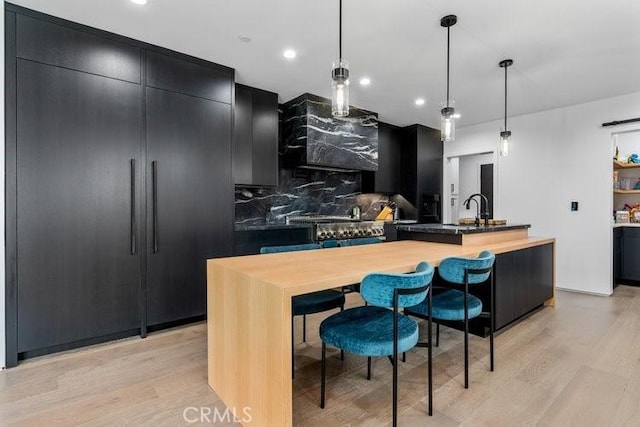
left=1, top=286, right=639, bottom=426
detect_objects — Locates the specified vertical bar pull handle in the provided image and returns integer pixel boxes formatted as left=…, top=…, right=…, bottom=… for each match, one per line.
left=130, top=159, right=136, bottom=255
left=152, top=161, right=158, bottom=253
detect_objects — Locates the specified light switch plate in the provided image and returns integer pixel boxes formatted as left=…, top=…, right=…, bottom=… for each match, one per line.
left=571, top=201, right=579, bottom=211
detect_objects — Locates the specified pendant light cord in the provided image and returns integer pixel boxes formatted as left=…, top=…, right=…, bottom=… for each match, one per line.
left=504, top=65, right=508, bottom=130
left=339, top=0, right=342, bottom=61
left=446, top=26, right=450, bottom=107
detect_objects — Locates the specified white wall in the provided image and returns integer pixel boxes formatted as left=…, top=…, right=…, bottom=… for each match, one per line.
left=1, top=5, right=6, bottom=369
left=444, top=91, right=640, bottom=295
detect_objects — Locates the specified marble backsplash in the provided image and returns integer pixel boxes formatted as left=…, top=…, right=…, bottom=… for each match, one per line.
left=235, top=169, right=361, bottom=225
left=235, top=170, right=417, bottom=225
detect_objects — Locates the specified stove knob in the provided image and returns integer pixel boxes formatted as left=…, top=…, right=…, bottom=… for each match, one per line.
left=348, top=229, right=354, bottom=237
left=357, top=229, right=364, bottom=236
left=329, top=230, right=336, bottom=238
left=337, top=229, right=345, bottom=238
left=366, top=229, right=373, bottom=236
left=318, top=231, right=326, bottom=240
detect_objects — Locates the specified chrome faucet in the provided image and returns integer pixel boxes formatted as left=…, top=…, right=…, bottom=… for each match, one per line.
left=463, top=193, right=490, bottom=226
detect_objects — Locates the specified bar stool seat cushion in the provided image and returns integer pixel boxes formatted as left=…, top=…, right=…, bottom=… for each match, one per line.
left=320, top=306, right=419, bottom=357
left=407, top=290, right=483, bottom=321
left=293, top=290, right=345, bottom=316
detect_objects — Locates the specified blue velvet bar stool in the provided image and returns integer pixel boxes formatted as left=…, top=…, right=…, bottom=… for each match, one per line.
left=338, top=237, right=383, bottom=247
left=338, top=237, right=383, bottom=297
left=320, top=239, right=340, bottom=248
left=319, top=262, right=435, bottom=426
left=260, top=243, right=346, bottom=378
left=405, top=250, right=495, bottom=389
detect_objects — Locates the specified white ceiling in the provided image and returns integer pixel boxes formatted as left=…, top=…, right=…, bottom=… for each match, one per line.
left=9, top=0, right=640, bottom=128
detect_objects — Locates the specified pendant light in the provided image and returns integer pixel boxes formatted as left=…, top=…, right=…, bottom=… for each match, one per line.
left=440, top=14, right=457, bottom=142
left=332, top=0, right=349, bottom=117
left=499, top=59, right=513, bottom=156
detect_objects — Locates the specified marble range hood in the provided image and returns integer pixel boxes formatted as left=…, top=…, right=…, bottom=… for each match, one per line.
left=280, top=93, right=378, bottom=172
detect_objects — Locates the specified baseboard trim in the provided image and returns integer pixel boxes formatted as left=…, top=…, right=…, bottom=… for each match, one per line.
left=555, top=286, right=612, bottom=297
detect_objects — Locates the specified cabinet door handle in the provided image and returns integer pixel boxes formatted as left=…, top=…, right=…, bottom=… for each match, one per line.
left=152, top=160, right=158, bottom=253
left=130, top=159, right=136, bottom=255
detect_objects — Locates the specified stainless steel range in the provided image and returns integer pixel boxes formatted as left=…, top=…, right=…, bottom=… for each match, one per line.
left=287, top=215, right=385, bottom=242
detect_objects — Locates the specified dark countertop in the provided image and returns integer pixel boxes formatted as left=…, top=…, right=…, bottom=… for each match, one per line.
left=396, top=223, right=531, bottom=234
left=235, top=223, right=313, bottom=231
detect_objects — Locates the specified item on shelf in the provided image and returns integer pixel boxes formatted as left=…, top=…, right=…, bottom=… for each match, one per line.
left=621, top=177, right=634, bottom=190
left=614, top=171, right=620, bottom=189
left=631, top=154, right=640, bottom=163
left=616, top=211, right=630, bottom=223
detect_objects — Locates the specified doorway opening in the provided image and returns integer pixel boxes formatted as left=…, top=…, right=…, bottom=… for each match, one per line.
left=444, top=152, right=497, bottom=225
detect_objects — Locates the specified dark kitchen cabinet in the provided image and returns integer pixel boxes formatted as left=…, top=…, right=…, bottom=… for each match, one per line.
left=16, top=13, right=141, bottom=83
left=362, top=122, right=402, bottom=194
left=621, top=227, right=640, bottom=281
left=15, top=43, right=143, bottom=353
left=6, top=5, right=234, bottom=365
left=493, top=244, right=554, bottom=330
left=399, top=125, right=443, bottom=221
left=613, top=227, right=622, bottom=284
left=146, top=87, right=233, bottom=326
left=233, top=84, right=279, bottom=186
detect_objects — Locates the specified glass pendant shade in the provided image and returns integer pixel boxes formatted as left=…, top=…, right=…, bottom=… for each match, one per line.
left=331, top=60, right=349, bottom=117
left=440, top=103, right=456, bottom=142
left=500, top=130, right=511, bottom=157
left=499, top=59, right=514, bottom=157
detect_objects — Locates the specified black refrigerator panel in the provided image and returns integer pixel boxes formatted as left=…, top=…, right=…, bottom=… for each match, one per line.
left=16, top=60, right=143, bottom=352
left=146, top=87, right=233, bottom=326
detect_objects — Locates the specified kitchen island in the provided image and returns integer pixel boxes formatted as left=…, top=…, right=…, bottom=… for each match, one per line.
left=396, top=223, right=531, bottom=245
left=207, top=233, right=555, bottom=427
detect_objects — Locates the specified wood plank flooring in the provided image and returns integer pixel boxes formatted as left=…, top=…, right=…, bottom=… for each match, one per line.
left=1, top=286, right=639, bottom=426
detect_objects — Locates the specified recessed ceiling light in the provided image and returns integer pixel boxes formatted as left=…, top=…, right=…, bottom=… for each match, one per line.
left=283, top=49, right=296, bottom=59
left=359, top=77, right=371, bottom=86
left=131, top=0, right=147, bottom=5
left=415, top=98, right=426, bottom=106
left=238, top=35, right=252, bottom=43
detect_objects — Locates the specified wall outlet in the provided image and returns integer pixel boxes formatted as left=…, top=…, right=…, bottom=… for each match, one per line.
left=571, top=201, right=579, bottom=211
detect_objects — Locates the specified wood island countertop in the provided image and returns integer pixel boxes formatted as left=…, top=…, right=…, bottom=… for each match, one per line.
left=209, top=237, right=554, bottom=297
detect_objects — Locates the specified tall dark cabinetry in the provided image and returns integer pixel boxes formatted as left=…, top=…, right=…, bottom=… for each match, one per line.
left=400, top=125, right=443, bottom=222
left=6, top=6, right=234, bottom=366
left=16, top=56, right=143, bottom=354
left=362, top=122, right=402, bottom=194
left=233, top=84, right=279, bottom=187
left=145, top=87, right=232, bottom=326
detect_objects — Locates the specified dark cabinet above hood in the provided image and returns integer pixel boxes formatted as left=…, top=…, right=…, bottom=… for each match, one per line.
left=280, top=93, right=378, bottom=171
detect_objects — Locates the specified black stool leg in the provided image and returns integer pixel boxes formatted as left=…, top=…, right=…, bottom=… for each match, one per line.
left=464, top=279, right=469, bottom=389
left=428, top=285, right=433, bottom=416
left=435, top=322, right=440, bottom=347
left=490, top=273, right=495, bottom=372
left=392, top=341, right=398, bottom=427
left=291, top=315, right=295, bottom=379
left=303, top=314, right=307, bottom=342
left=320, top=342, right=327, bottom=408
left=367, top=356, right=372, bottom=380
